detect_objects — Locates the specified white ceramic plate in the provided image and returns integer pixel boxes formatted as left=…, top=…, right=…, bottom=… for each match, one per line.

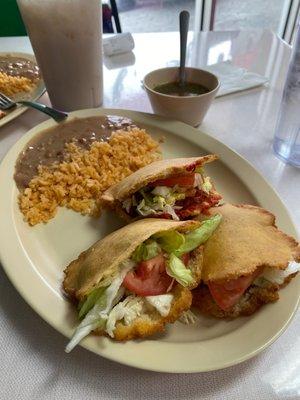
left=0, top=52, right=45, bottom=127
left=0, top=108, right=299, bottom=373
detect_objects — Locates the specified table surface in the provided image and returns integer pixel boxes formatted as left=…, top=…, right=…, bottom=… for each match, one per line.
left=0, top=31, right=299, bottom=400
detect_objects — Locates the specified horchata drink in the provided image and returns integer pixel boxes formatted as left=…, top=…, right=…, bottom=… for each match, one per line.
left=17, top=0, right=103, bottom=111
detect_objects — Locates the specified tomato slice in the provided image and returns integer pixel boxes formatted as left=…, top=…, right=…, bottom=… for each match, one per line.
left=123, top=254, right=173, bottom=296
left=208, top=273, right=257, bottom=311
left=150, top=174, right=195, bottom=187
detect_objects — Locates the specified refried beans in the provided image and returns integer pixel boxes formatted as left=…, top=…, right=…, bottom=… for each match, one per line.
left=14, top=115, right=135, bottom=189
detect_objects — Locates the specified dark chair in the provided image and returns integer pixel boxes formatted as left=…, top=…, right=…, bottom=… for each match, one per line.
left=103, top=0, right=122, bottom=33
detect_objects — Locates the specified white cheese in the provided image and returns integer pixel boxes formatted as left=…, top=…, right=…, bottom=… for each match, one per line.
left=106, top=296, right=145, bottom=338
left=258, top=261, right=300, bottom=285
left=145, top=294, right=174, bottom=317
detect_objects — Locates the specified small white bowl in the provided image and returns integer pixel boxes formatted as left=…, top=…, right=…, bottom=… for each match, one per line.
left=143, top=67, right=220, bottom=126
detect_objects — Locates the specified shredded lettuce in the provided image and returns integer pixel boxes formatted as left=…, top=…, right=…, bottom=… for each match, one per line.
left=65, top=260, right=134, bottom=353
left=153, top=195, right=166, bottom=209
left=124, top=171, right=217, bottom=219
left=105, top=293, right=174, bottom=338
left=152, top=186, right=172, bottom=197
left=65, top=289, right=108, bottom=353
left=78, top=287, right=106, bottom=319
left=106, top=295, right=145, bottom=338
left=153, top=230, right=185, bottom=253
left=151, top=186, right=185, bottom=202
left=166, top=253, right=194, bottom=286
left=131, top=240, right=161, bottom=262
left=136, top=199, right=155, bottom=216
left=134, top=187, right=185, bottom=220
left=194, top=168, right=213, bottom=193
left=140, top=189, right=153, bottom=205
left=175, top=214, right=222, bottom=256
left=202, top=177, right=213, bottom=193
left=163, top=204, right=180, bottom=221
left=179, top=310, right=198, bottom=324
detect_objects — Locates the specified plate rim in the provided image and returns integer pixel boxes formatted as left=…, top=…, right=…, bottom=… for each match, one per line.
left=0, top=51, right=46, bottom=127
left=0, top=107, right=299, bottom=373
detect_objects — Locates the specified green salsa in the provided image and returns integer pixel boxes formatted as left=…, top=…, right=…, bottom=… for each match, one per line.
left=153, top=81, right=209, bottom=97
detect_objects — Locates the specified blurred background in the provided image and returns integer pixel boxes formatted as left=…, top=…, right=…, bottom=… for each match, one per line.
left=1, top=0, right=299, bottom=44
left=116, top=0, right=282, bottom=33
left=113, top=0, right=299, bottom=43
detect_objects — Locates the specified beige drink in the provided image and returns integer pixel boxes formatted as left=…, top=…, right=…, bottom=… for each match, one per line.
left=17, top=0, right=103, bottom=111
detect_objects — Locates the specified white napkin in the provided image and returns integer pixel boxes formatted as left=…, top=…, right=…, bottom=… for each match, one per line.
left=103, top=33, right=135, bottom=56
left=205, top=61, right=268, bottom=97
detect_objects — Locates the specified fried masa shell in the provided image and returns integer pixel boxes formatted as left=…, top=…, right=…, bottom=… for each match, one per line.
left=199, top=204, right=300, bottom=282
left=192, top=274, right=296, bottom=318
left=94, top=285, right=192, bottom=341
left=63, top=218, right=201, bottom=301
left=100, top=155, right=218, bottom=218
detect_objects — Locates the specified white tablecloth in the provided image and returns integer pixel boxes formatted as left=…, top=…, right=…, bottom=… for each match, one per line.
left=0, top=31, right=299, bottom=400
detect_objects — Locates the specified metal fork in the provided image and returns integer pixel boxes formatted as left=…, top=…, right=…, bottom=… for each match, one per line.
left=0, top=92, right=68, bottom=123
